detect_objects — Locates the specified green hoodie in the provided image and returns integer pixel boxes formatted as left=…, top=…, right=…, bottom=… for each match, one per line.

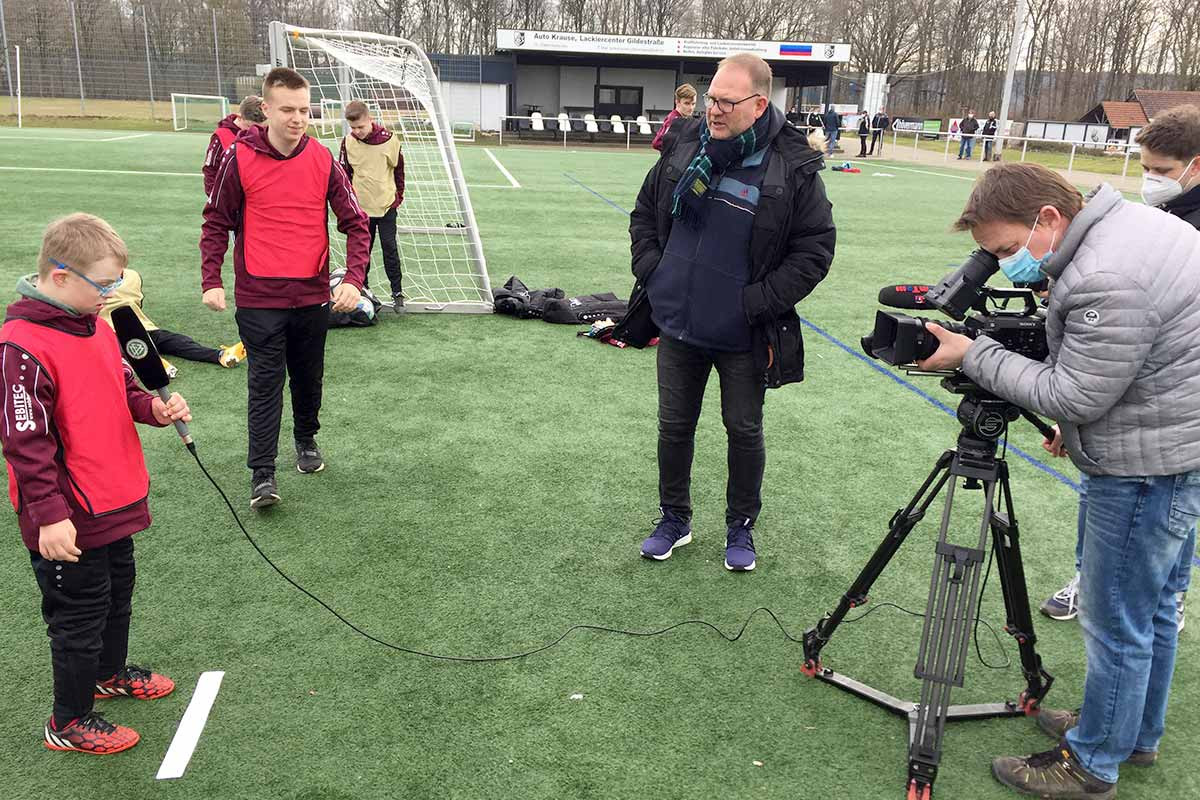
left=15, top=273, right=82, bottom=317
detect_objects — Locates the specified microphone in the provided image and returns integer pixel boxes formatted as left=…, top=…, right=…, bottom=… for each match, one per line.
left=110, top=306, right=194, bottom=450
left=878, top=284, right=933, bottom=310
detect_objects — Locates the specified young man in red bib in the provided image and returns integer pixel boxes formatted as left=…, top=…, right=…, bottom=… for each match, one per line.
left=202, top=95, right=266, bottom=198
left=201, top=67, right=369, bottom=509
left=0, top=213, right=191, bottom=754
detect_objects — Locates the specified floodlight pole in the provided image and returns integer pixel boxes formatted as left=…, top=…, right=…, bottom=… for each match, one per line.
left=212, top=9, right=222, bottom=98
left=0, top=0, right=13, bottom=115
left=14, top=43, right=19, bottom=128
left=997, top=0, right=1028, bottom=158
left=141, top=7, right=155, bottom=120
left=68, top=0, right=85, bottom=113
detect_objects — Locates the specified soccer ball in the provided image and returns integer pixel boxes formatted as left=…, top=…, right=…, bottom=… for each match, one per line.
left=355, top=295, right=376, bottom=321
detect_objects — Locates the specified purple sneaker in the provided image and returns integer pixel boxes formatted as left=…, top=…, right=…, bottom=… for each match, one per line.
left=725, top=520, right=756, bottom=571
left=640, top=510, right=692, bottom=560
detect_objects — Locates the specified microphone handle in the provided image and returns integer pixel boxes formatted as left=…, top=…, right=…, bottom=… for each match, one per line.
left=156, top=387, right=194, bottom=447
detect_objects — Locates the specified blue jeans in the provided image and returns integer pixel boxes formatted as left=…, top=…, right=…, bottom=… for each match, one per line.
left=958, top=135, right=975, bottom=159
left=826, top=128, right=839, bottom=154
left=1065, top=471, right=1199, bottom=783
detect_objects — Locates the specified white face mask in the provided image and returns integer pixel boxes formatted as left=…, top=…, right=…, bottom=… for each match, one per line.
left=1141, top=156, right=1198, bottom=206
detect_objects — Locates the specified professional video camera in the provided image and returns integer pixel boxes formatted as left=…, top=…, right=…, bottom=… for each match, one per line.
left=861, top=249, right=1049, bottom=367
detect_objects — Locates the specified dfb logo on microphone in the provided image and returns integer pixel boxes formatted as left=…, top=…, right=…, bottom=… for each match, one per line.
left=125, top=338, right=149, bottom=361
left=11, top=383, right=35, bottom=432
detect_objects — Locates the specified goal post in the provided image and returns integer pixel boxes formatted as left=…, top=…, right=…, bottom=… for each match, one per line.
left=269, top=21, right=492, bottom=313
left=171, top=93, right=230, bottom=132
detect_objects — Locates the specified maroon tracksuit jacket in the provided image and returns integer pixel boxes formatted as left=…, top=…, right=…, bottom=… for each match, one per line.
left=203, top=114, right=241, bottom=197
left=200, top=125, right=370, bottom=309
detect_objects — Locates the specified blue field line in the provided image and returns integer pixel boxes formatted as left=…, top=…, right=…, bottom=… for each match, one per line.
left=563, top=173, right=631, bottom=215
left=563, top=173, right=1200, bottom=565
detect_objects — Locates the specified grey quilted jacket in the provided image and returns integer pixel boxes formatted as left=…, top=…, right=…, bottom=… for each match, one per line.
left=963, top=184, right=1200, bottom=477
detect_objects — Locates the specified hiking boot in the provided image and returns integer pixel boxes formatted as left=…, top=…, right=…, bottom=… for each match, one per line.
left=724, top=519, right=756, bottom=572
left=640, top=509, right=691, bottom=560
left=219, top=342, right=246, bottom=368
left=44, top=711, right=139, bottom=755
left=1040, top=573, right=1080, bottom=621
left=992, top=742, right=1115, bottom=799
left=295, top=438, right=324, bottom=474
left=1036, top=708, right=1158, bottom=766
left=250, top=468, right=280, bottom=510
left=95, top=665, right=175, bottom=701
left=392, top=293, right=406, bottom=314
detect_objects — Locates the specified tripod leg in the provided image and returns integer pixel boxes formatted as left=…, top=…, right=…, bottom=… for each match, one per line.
left=989, top=461, right=1054, bottom=712
left=802, top=451, right=955, bottom=675
left=907, top=476, right=995, bottom=797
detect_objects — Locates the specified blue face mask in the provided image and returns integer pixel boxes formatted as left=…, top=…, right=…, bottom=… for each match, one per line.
left=997, top=220, right=1056, bottom=283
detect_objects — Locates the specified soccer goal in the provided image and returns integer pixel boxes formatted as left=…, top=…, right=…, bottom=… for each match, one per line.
left=269, top=22, right=492, bottom=313
left=171, top=93, right=230, bottom=132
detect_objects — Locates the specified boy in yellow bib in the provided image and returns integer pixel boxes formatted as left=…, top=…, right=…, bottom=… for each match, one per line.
left=338, top=100, right=406, bottom=312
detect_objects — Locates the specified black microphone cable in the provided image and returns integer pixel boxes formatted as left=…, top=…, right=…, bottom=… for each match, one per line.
left=183, top=443, right=1013, bottom=669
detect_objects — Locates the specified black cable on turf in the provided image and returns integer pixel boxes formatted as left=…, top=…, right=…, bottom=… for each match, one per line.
left=189, top=447, right=1013, bottom=670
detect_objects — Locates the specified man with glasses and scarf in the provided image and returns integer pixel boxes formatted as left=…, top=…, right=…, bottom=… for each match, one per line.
left=625, top=52, right=836, bottom=571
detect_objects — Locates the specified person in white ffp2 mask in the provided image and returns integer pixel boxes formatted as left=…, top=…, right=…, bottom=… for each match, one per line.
left=1137, top=104, right=1200, bottom=228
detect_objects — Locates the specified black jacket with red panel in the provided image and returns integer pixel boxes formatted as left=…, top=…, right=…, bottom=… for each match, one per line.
left=200, top=125, right=370, bottom=310
left=0, top=285, right=167, bottom=552
left=203, top=114, right=241, bottom=197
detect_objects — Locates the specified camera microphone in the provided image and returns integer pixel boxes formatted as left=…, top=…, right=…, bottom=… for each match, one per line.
left=878, top=284, right=932, bottom=309
left=110, top=306, right=194, bottom=451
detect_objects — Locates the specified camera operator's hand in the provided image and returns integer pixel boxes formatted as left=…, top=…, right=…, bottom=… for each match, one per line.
left=916, top=323, right=973, bottom=371
left=1042, top=424, right=1067, bottom=457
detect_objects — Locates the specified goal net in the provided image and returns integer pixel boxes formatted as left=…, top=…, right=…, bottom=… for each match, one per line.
left=171, top=93, right=230, bottom=132
left=268, top=22, right=491, bottom=312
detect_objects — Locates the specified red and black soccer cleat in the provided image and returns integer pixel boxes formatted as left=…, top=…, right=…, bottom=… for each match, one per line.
left=44, top=712, right=140, bottom=754
left=94, top=665, right=175, bottom=701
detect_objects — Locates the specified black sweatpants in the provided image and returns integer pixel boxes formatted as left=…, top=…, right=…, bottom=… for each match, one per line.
left=656, top=336, right=767, bottom=527
left=149, top=327, right=221, bottom=364
left=367, top=207, right=403, bottom=297
left=869, top=131, right=883, bottom=155
left=30, top=537, right=135, bottom=727
left=235, top=303, right=329, bottom=471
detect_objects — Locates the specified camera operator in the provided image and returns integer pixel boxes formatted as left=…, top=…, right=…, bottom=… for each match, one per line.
left=917, top=162, right=1200, bottom=800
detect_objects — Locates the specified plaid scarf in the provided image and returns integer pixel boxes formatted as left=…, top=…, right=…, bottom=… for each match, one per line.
left=671, top=110, right=773, bottom=229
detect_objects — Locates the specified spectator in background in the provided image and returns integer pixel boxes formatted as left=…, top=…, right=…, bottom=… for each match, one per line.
left=869, top=108, right=890, bottom=155
left=652, top=84, right=698, bottom=153
left=982, top=111, right=999, bottom=161
left=822, top=105, right=841, bottom=155
left=958, top=109, right=979, bottom=160
left=202, top=95, right=265, bottom=197
left=857, top=112, right=870, bottom=157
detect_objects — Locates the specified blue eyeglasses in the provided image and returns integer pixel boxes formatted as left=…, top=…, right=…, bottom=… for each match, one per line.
left=51, top=259, right=124, bottom=297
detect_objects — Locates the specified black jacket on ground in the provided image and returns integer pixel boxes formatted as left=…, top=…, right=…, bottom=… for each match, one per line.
left=1163, top=184, right=1200, bottom=229
left=615, top=110, right=836, bottom=388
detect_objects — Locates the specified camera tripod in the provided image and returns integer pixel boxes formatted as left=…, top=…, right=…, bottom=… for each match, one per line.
left=801, top=375, right=1054, bottom=800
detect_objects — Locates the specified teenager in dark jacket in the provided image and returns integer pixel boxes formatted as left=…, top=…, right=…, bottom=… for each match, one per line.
left=201, top=95, right=265, bottom=197
left=981, top=111, right=999, bottom=161
left=623, top=53, right=835, bottom=572
left=200, top=67, right=369, bottom=509
left=857, top=114, right=870, bottom=156
left=869, top=109, right=890, bottom=154
left=652, top=84, right=697, bottom=153
left=822, top=106, right=841, bottom=154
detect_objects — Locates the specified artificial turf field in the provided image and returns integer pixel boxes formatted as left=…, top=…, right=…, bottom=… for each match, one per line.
left=0, top=128, right=1195, bottom=800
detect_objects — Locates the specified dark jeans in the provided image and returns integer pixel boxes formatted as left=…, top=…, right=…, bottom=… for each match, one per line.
left=150, top=327, right=221, bottom=364
left=657, top=336, right=766, bottom=527
left=869, top=131, right=883, bottom=154
left=30, top=537, right=135, bottom=726
left=367, top=207, right=403, bottom=297
left=235, top=304, right=329, bottom=471
left=858, top=134, right=869, bottom=156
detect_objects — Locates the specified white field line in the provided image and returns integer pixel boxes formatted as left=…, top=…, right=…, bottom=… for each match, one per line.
left=155, top=671, right=224, bottom=780
left=845, top=160, right=975, bottom=182
left=483, top=148, right=521, bottom=188
left=0, top=132, right=152, bottom=142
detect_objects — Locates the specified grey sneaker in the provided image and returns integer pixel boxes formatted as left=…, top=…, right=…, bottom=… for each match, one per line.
left=392, top=293, right=406, bottom=314
left=992, top=743, right=1116, bottom=799
left=1036, top=708, right=1158, bottom=766
left=295, top=438, right=324, bottom=474
left=1040, top=573, right=1080, bottom=621
left=250, top=469, right=279, bottom=510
